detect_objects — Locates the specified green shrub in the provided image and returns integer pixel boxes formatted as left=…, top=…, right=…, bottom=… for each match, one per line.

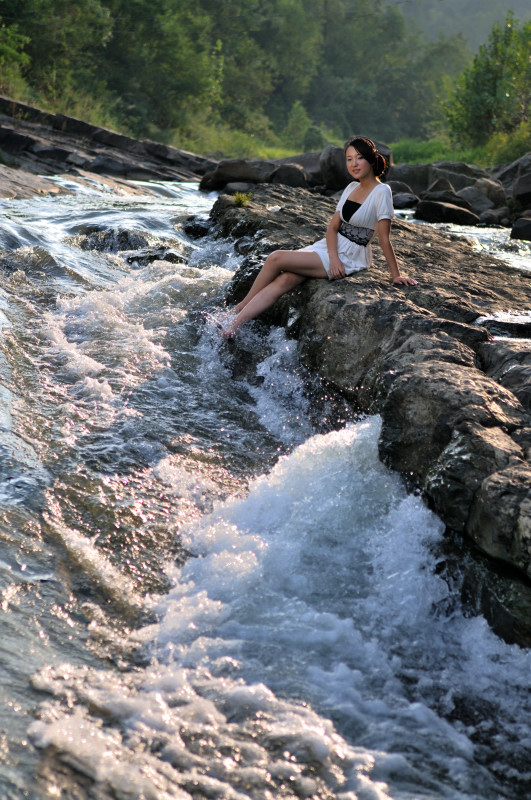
left=233, top=191, right=252, bottom=208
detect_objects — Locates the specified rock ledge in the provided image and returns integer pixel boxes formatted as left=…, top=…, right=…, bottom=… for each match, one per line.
left=204, top=183, right=531, bottom=642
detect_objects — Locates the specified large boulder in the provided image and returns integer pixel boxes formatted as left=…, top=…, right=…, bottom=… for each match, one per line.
left=424, top=423, right=525, bottom=534
left=420, top=189, right=472, bottom=209
left=513, top=154, right=531, bottom=207
left=390, top=161, right=491, bottom=197
left=270, top=162, right=308, bottom=188
left=492, top=152, right=531, bottom=201
left=479, top=339, right=531, bottom=414
left=393, top=192, right=419, bottom=209
left=474, top=177, right=507, bottom=206
left=480, top=206, right=511, bottom=226
left=200, top=159, right=277, bottom=190
left=457, top=185, right=494, bottom=215
left=428, top=161, right=490, bottom=191
left=388, top=163, right=430, bottom=195
left=273, top=152, right=322, bottom=187
left=468, top=463, right=531, bottom=575
left=415, top=200, right=480, bottom=225
left=511, top=218, right=531, bottom=241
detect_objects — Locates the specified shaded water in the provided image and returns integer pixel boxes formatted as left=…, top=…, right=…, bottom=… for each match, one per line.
left=0, top=180, right=530, bottom=800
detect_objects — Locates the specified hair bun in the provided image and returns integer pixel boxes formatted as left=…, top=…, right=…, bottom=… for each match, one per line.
left=373, top=152, right=386, bottom=177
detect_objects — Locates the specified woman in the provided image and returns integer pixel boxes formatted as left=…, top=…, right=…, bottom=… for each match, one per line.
left=221, top=136, right=417, bottom=338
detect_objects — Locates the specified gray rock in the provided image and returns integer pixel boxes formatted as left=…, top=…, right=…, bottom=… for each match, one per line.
left=319, top=144, right=351, bottom=190
left=388, top=163, right=430, bottom=195
left=386, top=180, right=414, bottom=194
left=512, top=154, right=531, bottom=206
left=270, top=162, right=308, bottom=188
left=468, top=463, right=531, bottom=577
left=479, top=206, right=511, bottom=226
left=419, top=190, right=472, bottom=209
left=457, top=186, right=494, bottom=215
left=224, top=182, right=255, bottom=194
left=474, top=177, right=506, bottom=206
left=492, top=157, right=523, bottom=192
left=29, top=142, right=73, bottom=162
left=379, top=360, right=525, bottom=481
left=274, top=152, right=322, bottom=186
left=73, top=227, right=150, bottom=252
left=428, top=161, right=489, bottom=191
left=200, top=158, right=277, bottom=190
left=425, top=422, right=524, bottom=532
left=392, top=192, right=419, bottom=209
left=0, top=126, right=34, bottom=153
left=479, top=339, right=531, bottom=414
left=511, top=218, right=531, bottom=241
left=426, top=177, right=456, bottom=194
left=415, top=200, right=480, bottom=225
left=493, top=152, right=531, bottom=201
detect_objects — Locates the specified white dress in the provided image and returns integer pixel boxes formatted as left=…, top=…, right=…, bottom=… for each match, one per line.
left=301, top=182, right=394, bottom=278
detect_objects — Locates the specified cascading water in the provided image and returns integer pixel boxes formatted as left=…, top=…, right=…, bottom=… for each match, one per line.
left=0, top=179, right=530, bottom=800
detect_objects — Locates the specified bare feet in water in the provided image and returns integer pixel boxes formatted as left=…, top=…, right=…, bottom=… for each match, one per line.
left=218, top=325, right=236, bottom=340
left=211, top=310, right=238, bottom=340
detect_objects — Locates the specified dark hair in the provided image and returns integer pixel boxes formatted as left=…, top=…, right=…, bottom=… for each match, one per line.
left=344, top=136, right=386, bottom=177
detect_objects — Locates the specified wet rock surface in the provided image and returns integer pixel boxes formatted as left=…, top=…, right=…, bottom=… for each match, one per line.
left=0, top=94, right=217, bottom=198
left=205, top=182, right=531, bottom=643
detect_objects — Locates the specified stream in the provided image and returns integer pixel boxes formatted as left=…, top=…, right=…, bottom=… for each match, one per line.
left=0, top=179, right=530, bottom=800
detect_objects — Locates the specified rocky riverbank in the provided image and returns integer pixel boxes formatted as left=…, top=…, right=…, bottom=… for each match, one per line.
left=1, top=96, right=531, bottom=643
left=190, top=183, right=531, bottom=644
left=0, top=95, right=216, bottom=198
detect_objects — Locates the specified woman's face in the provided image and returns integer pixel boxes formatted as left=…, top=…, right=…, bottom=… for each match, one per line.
left=345, top=146, right=374, bottom=181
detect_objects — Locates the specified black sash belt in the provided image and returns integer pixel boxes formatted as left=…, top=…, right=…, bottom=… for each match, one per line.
left=338, top=222, right=373, bottom=246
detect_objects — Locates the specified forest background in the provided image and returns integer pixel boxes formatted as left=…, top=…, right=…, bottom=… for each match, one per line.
left=0, top=0, right=530, bottom=166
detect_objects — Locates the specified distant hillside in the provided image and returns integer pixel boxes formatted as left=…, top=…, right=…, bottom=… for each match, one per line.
left=388, top=0, right=531, bottom=50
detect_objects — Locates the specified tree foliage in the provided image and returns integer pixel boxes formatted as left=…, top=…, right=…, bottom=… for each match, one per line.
left=448, top=13, right=531, bottom=146
left=0, top=0, right=471, bottom=149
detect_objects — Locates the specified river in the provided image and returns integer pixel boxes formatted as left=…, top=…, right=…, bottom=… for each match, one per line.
left=0, top=179, right=530, bottom=800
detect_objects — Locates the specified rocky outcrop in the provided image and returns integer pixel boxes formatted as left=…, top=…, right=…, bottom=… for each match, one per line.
left=200, top=182, right=531, bottom=641
left=0, top=94, right=217, bottom=198
left=390, top=156, right=531, bottom=236
left=2, top=92, right=529, bottom=239
left=200, top=145, right=531, bottom=236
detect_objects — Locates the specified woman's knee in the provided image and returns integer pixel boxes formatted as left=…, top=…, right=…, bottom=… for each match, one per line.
left=265, top=250, right=289, bottom=272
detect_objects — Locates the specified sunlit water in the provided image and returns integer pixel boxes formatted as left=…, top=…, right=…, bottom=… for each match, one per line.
left=0, top=180, right=530, bottom=800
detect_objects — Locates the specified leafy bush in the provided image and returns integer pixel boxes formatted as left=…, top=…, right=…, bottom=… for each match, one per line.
left=448, top=12, right=531, bottom=146
left=233, top=192, right=252, bottom=208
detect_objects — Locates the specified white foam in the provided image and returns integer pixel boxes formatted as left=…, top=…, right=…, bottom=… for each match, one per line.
left=32, top=416, right=528, bottom=799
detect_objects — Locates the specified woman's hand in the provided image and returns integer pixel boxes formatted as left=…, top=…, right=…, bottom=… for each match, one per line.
left=392, top=274, right=418, bottom=286
left=329, top=254, right=346, bottom=280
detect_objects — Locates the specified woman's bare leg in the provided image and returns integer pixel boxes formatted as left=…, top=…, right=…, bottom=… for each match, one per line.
left=234, top=250, right=327, bottom=314
left=224, top=250, right=327, bottom=337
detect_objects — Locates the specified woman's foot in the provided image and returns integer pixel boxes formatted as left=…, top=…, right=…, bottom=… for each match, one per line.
left=213, top=310, right=239, bottom=339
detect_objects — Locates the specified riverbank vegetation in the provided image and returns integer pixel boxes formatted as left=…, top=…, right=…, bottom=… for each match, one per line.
left=0, top=0, right=530, bottom=165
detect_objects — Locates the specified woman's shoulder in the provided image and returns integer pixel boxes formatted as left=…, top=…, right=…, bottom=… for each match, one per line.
left=340, top=181, right=358, bottom=196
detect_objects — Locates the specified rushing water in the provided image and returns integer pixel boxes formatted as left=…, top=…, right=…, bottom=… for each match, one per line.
left=1, top=179, right=531, bottom=800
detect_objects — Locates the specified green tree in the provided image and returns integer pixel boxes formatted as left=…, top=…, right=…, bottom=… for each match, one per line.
left=96, top=0, right=220, bottom=135
left=304, top=0, right=465, bottom=142
left=0, top=20, right=30, bottom=93
left=448, top=12, right=531, bottom=145
left=197, top=0, right=274, bottom=132
left=1, top=0, right=112, bottom=99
